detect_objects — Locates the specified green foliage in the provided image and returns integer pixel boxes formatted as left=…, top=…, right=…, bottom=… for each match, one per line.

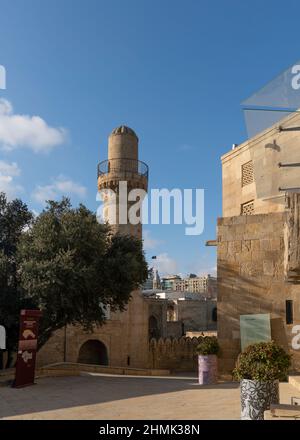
left=0, top=193, right=148, bottom=360
left=18, top=198, right=148, bottom=348
left=0, top=193, right=34, bottom=365
left=196, top=336, right=219, bottom=356
left=233, top=341, right=291, bottom=382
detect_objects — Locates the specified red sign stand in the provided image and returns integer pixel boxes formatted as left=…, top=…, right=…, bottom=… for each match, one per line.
left=13, top=309, right=42, bottom=388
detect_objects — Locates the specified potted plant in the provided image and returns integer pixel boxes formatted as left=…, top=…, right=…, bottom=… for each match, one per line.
left=233, top=341, right=291, bottom=420
left=196, top=336, right=219, bottom=385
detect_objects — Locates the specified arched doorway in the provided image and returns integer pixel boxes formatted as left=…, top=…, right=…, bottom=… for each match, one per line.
left=149, top=315, right=160, bottom=339
left=77, top=339, right=109, bottom=365
left=212, top=307, right=217, bottom=322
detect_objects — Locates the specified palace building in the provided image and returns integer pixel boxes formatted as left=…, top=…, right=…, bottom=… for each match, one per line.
left=217, top=111, right=300, bottom=373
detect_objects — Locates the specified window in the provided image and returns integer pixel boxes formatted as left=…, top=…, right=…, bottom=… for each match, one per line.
left=242, top=160, right=254, bottom=186
left=212, top=307, right=217, bottom=322
left=286, top=300, right=293, bottom=324
left=241, top=200, right=254, bottom=215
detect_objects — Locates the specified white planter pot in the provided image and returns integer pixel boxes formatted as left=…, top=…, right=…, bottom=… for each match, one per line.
left=198, top=354, right=218, bottom=385
left=240, top=379, right=279, bottom=420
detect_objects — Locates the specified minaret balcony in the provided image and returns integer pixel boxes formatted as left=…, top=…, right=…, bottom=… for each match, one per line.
left=97, top=158, right=148, bottom=191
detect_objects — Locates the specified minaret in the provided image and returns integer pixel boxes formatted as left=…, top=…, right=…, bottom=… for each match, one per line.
left=97, top=126, right=148, bottom=238
left=97, top=126, right=150, bottom=369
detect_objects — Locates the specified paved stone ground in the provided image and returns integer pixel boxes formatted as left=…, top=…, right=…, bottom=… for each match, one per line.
left=0, top=373, right=297, bottom=420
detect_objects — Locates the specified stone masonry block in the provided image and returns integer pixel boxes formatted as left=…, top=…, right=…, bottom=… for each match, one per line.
left=270, top=238, right=281, bottom=251
left=241, top=240, right=251, bottom=252
left=251, top=240, right=260, bottom=251
left=218, top=241, right=228, bottom=253
left=263, top=260, right=274, bottom=276
left=236, top=250, right=252, bottom=262
left=240, top=261, right=262, bottom=277
left=244, top=223, right=260, bottom=239
left=231, top=216, right=247, bottom=225
left=262, top=250, right=281, bottom=262
left=221, top=217, right=235, bottom=226
left=261, top=239, right=271, bottom=251
left=228, top=241, right=242, bottom=254
left=247, top=214, right=268, bottom=224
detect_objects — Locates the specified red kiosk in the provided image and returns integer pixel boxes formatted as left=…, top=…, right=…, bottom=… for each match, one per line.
left=14, top=309, right=42, bottom=388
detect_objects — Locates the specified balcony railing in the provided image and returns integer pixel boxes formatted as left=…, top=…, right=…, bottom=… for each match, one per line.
left=97, top=158, right=149, bottom=179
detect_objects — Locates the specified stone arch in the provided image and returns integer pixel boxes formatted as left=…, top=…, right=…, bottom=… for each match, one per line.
left=77, top=339, right=109, bottom=365
left=167, top=302, right=177, bottom=321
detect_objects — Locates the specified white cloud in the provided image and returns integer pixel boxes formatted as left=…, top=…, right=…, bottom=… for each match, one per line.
left=0, top=160, right=23, bottom=199
left=181, top=257, right=217, bottom=277
left=55, top=179, right=86, bottom=196
left=0, top=160, right=20, bottom=176
left=143, top=230, right=163, bottom=250
left=32, top=175, right=87, bottom=204
left=155, top=253, right=178, bottom=275
left=0, top=99, right=67, bottom=153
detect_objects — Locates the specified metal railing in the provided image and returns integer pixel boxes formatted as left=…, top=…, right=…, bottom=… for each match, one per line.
left=97, top=158, right=149, bottom=179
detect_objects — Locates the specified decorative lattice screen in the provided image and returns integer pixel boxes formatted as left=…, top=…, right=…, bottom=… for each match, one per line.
left=241, top=200, right=254, bottom=215
left=242, top=160, right=254, bottom=187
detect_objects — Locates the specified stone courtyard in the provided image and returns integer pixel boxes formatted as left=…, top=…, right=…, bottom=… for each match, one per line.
left=0, top=374, right=297, bottom=420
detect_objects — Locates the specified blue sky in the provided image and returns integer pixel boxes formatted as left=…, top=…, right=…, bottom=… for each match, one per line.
left=1, top=0, right=300, bottom=275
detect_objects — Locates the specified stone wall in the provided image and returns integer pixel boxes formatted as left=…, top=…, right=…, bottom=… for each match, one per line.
left=37, top=290, right=150, bottom=369
left=36, top=295, right=216, bottom=370
left=176, top=299, right=217, bottom=332
left=217, top=210, right=300, bottom=374
left=149, top=336, right=201, bottom=372
left=166, top=321, right=183, bottom=338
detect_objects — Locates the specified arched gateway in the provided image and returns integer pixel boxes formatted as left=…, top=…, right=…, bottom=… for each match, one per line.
left=77, top=339, right=109, bottom=365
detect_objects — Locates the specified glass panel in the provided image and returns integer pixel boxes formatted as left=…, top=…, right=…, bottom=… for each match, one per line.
left=240, top=313, right=271, bottom=351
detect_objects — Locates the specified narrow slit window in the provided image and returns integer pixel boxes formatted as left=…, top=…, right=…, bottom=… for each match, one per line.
left=286, top=300, right=293, bottom=324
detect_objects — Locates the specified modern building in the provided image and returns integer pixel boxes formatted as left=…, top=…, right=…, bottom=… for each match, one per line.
left=161, top=275, right=181, bottom=290
left=173, top=274, right=217, bottom=296
left=155, top=291, right=206, bottom=300
left=217, top=110, right=300, bottom=373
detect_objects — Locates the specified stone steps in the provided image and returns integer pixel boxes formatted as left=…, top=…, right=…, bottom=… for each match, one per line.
left=264, top=404, right=300, bottom=420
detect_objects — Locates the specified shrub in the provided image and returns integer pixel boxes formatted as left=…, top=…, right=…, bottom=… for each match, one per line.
left=233, top=341, right=291, bottom=382
left=196, top=336, right=219, bottom=356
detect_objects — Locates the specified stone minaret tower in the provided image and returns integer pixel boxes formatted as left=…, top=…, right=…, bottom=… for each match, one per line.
left=97, top=126, right=150, bottom=369
left=98, top=126, right=148, bottom=238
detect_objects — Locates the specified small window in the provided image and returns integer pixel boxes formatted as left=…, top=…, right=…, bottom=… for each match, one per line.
left=242, top=160, right=254, bottom=187
left=212, top=307, right=217, bottom=322
left=241, top=200, right=254, bottom=215
left=286, top=300, right=293, bottom=324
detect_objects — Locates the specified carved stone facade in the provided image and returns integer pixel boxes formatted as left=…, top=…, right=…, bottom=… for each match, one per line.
left=217, top=212, right=300, bottom=373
